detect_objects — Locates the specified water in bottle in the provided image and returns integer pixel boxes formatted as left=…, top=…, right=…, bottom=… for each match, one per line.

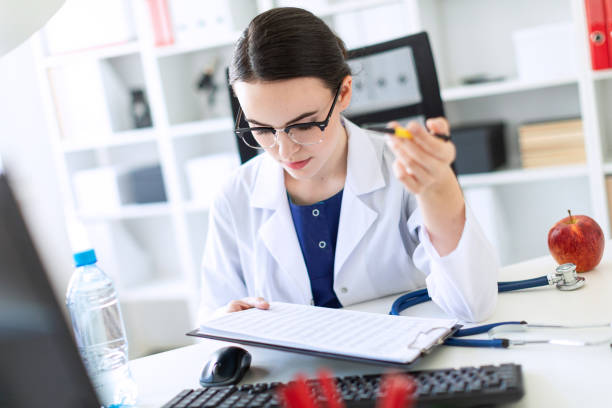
left=66, top=249, right=138, bottom=407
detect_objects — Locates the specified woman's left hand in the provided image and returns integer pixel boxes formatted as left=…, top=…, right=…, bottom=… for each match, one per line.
left=386, top=117, right=455, bottom=196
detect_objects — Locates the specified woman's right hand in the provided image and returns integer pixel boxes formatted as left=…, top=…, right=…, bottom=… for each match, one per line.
left=215, top=297, right=270, bottom=316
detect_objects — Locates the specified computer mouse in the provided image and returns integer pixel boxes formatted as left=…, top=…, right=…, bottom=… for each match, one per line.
left=200, top=346, right=252, bottom=387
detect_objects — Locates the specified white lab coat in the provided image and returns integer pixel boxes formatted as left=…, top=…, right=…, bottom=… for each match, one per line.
left=199, top=119, right=499, bottom=323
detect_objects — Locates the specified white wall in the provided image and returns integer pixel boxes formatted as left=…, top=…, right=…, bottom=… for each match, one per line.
left=0, top=39, right=73, bottom=305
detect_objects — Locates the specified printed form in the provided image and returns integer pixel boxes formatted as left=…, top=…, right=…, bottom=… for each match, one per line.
left=198, top=302, right=458, bottom=364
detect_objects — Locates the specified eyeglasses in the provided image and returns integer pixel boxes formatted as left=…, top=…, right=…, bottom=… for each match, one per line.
left=234, top=84, right=342, bottom=149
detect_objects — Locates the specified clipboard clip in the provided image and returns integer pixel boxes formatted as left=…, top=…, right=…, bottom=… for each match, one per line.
left=406, top=326, right=454, bottom=351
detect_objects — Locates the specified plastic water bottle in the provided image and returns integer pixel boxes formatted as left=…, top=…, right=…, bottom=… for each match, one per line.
left=66, top=249, right=138, bottom=407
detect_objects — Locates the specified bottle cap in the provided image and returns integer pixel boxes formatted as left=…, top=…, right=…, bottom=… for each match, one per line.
left=73, top=249, right=97, bottom=267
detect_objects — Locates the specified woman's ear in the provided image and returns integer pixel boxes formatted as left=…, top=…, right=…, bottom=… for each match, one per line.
left=337, top=75, right=352, bottom=112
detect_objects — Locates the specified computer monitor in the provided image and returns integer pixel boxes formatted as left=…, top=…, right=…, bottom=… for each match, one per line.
left=228, top=31, right=445, bottom=164
left=0, top=167, right=100, bottom=407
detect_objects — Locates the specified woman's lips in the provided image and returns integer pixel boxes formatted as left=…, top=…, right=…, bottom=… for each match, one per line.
left=285, top=158, right=311, bottom=170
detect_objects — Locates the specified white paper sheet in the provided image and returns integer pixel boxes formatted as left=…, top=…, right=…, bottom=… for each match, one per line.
left=198, top=302, right=458, bottom=364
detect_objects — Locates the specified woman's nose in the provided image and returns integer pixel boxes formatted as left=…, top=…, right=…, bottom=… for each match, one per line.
left=277, top=130, right=300, bottom=159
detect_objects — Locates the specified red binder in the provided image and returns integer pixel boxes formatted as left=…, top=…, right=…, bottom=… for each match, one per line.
left=146, top=0, right=174, bottom=47
left=604, top=0, right=612, bottom=66
left=585, top=0, right=610, bottom=70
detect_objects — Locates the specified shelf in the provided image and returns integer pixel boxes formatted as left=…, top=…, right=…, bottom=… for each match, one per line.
left=77, top=202, right=171, bottom=221
left=170, top=117, right=234, bottom=138
left=591, top=69, right=612, bottom=81
left=43, top=41, right=141, bottom=67
left=458, top=164, right=588, bottom=188
left=63, top=128, right=157, bottom=153
left=315, top=0, right=401, bottom=17
left=441, top=75, right=578, bottom=102
left=154, top=31, right=241, bottom=58
left=120, top=279, right=192, bottom=303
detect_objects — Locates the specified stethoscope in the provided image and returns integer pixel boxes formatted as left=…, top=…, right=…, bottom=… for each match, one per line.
left=389, top=263, right=611, bottom=348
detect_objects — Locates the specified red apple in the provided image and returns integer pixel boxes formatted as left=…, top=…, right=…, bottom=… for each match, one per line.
left=548, top=210, right=605, bottom=272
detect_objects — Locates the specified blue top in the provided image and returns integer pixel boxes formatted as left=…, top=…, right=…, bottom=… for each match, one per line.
left=289, top=190, right=344, bottom=308
left=73, top=249, right=97, bottom=267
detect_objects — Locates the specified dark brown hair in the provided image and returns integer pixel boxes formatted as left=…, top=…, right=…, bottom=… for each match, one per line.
left=229, top=7, right=351, bottom=91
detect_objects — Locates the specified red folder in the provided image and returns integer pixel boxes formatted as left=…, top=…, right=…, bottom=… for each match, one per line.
left=146, top=0, right=174, bottom=47
left=585, top=0, right=610, bottom=70
left=604, top=0, right=612, bottom=66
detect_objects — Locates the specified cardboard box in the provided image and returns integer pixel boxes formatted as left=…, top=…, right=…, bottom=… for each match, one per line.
left=605, top=177, right=612, bottom=224
left=169, top=0, right=257, bottom=44
left=513, top=22, right=577, bottom=81
left=43, top=0, right=136, bottom=55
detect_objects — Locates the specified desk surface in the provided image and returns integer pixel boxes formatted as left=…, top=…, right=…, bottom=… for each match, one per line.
left=131, top=250, right=612, bottom=407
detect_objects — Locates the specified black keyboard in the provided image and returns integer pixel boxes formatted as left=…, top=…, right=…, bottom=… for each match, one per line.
left=162, top=363, right=524, bottom=408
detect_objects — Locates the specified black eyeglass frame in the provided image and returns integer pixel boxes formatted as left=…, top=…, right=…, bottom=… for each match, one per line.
left=233, top=83, right=342, bottom=149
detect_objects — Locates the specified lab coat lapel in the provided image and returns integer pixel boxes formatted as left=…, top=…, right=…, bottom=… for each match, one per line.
left=334, top=120, right=386, bottom=278
left=251, top=155, right=312, bottom=304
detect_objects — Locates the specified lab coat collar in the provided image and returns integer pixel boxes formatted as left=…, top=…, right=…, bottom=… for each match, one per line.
left=252, top=152, right=311, bottom=304
left=343, top=118, right=386, bottom=194
left=250, top=153, right=284, bottom=210
left=249, top=117, right=386, bottom=209
left=334, top=119, right=384, bottom=278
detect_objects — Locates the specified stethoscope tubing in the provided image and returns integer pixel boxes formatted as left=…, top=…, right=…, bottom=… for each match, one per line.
left=452, top=321, right=526, bottom=337
left=498, top=276, right=549, bottom=292
left=390, top=276, right=552, bottom=348
left=443, top=338, right=510, bottom=348
left=390, top=277, right=552, bottom=316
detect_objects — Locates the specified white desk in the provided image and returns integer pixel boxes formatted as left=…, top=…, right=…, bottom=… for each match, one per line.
left=132, top=250, right=612, bottom=407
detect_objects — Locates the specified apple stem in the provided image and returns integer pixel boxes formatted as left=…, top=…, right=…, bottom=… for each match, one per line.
left=568, top=209, right=573, bottom=224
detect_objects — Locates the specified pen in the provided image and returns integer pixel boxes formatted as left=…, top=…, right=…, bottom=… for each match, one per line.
left=365, top=126, right=451, bottom=142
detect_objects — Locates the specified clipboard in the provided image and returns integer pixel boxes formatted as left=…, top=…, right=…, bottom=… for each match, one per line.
left=186, top=302, right=461, bottom=367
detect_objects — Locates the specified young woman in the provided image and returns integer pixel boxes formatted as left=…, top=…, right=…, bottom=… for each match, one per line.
left=198, top=7, right=499, bottom=323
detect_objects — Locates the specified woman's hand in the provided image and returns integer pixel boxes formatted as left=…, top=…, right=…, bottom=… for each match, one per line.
left=386, top=117, right=465, bottom=257
left=385, top=118, right=455, bottom=196
left=214, top=297, right=270, bottom=317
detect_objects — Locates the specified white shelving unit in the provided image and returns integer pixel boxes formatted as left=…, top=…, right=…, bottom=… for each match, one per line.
left=33, top=0, right=612, bottom=357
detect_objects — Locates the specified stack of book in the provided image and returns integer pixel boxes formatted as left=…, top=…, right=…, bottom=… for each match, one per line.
left=605, top=176, right=612, bottom=223
left=518, top=118, right=585, bottom=168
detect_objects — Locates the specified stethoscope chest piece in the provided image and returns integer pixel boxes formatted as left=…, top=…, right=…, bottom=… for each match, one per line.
left=552, top=263, right=585, bottom=291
